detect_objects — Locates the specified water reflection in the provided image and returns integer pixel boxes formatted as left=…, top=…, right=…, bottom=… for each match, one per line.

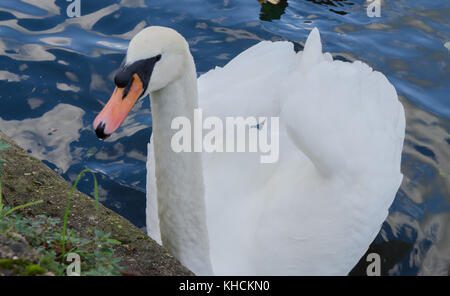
left=27, top=98, right=44, bottom=110
left=258, top=0, right=288, bottom=21
left=0, top=103, right=84, bottom=172
left=303, top=0, right=355, bottom=16
left=400, top=98, right=450, bottom=205
left=21, top=0, right=60, bottom=15
left=385, top=211, right=450, bottom=275
left=257, top=0, right=354, bottom=21
left=119, top=0, right=147, bottom=9
left=0, top=39, right=56, bottom=61
left=417, top=212, right=450, bottom=276
left=0, top=70, right=28, bottom=82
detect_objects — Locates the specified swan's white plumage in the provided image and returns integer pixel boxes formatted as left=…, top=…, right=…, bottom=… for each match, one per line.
left=145, top=27, right=405, bottom=275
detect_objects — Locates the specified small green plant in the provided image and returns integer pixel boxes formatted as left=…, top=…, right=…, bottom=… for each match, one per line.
left=0, top=213, right=123, bottom=275
left=0, top=142, right=124, bottom=275
left=61, top=169, right=100, bottom=259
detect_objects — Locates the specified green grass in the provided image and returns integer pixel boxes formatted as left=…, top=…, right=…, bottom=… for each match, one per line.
left=61, top=168, right=100, bottom=259
left=0, top=140, right=124, bottom=276
left=0, top=213, right=123, bottom=275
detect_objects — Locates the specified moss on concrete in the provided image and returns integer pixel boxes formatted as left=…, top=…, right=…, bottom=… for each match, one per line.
left=0, top=258, right=44, bottom=275
left=0, top=130, right=193, bottom=276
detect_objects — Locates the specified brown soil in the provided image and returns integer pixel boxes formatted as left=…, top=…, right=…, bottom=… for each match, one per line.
left=0, top=130, right=193, bottom=276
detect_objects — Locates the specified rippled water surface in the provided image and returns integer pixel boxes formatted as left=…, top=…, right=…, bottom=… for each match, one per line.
left=0, top=0, right=449, bottom=275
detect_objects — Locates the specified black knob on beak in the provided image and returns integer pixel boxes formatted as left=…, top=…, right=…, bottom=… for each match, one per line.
left=95, top=121, right=110, bottom=139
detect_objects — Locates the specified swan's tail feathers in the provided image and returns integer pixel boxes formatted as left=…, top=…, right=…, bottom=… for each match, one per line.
left=298, top=27, right=324, bottom=70
left=305, top=27, right=322, bottom=55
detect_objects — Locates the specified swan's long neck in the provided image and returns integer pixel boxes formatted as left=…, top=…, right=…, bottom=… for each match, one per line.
left=149, top=56, right=213, bottom=275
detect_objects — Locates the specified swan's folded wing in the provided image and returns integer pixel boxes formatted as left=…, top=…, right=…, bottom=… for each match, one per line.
left=196, top=28, right=405, bottom=275
left=281, top=29, right=405, bottom=182
left=198, top=39, right=296, bottom=118
left=197, top=39, right=298, bottom=196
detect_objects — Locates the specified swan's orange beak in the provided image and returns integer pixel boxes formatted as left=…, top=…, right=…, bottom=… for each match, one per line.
left=93, top=74, right=144, bottom=139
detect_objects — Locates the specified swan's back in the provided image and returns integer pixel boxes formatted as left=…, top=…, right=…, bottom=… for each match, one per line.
left=147, top=28, right=405, bottom=275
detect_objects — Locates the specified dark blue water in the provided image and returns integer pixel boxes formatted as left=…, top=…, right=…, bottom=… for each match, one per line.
left=0, top=0, right=449, bottom=275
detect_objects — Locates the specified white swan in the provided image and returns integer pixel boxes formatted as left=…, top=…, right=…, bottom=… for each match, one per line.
left=93, top=26, right=405, bottom=275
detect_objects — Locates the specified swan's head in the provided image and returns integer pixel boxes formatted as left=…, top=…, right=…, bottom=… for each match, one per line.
left=93, top=26, right=190, bottom=139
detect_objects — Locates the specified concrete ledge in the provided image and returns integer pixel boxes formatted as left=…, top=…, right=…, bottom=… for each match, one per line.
left=0, top=130, right=193, bottom=276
